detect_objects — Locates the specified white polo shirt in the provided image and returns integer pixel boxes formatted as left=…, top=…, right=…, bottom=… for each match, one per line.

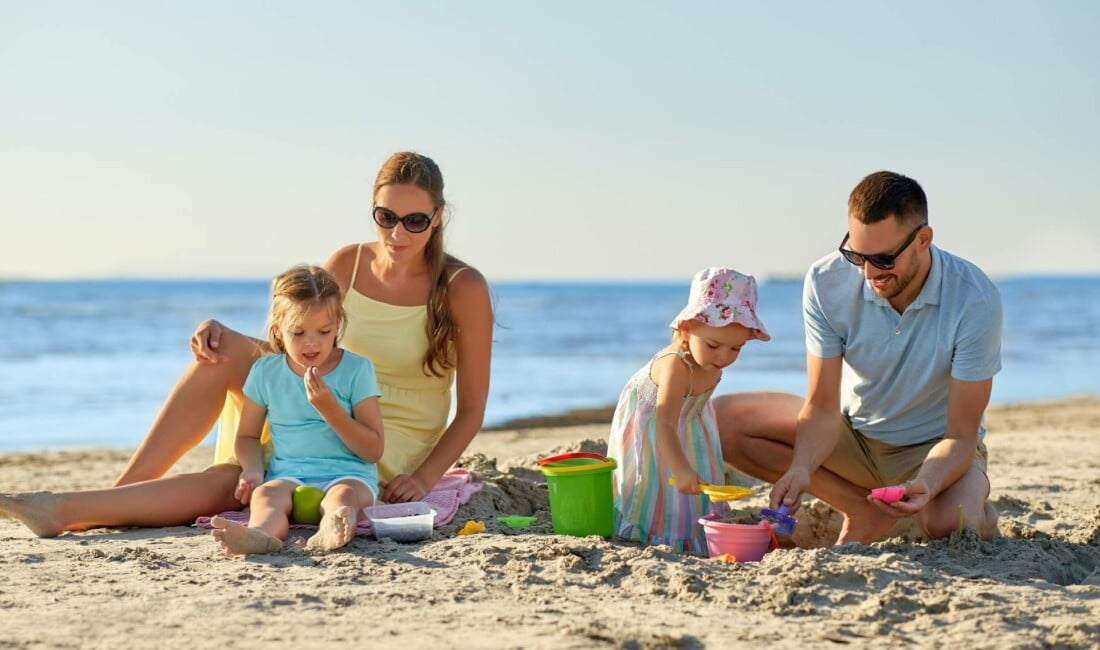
left=803, top=245, right=1002, bottom=445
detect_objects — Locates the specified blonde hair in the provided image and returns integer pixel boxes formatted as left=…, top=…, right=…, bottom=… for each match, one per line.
left=671, top=322, right=693, bottom=350
left=266, top=265, right=347, bottom=354
left=373, top=151, right=462, bottom=377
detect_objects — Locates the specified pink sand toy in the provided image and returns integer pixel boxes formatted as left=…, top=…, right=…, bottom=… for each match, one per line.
left=869, top=485, right=908, bottom=504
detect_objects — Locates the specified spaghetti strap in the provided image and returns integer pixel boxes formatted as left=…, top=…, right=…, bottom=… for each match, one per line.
left=447, top=266, right=468, bottom=283
left=651, top=350, right=694, bottom=397
left=350, top=243, right=364, bottom=288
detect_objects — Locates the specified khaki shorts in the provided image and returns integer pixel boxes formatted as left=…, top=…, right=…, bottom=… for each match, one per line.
left=820, top=416, right=988, bottom=489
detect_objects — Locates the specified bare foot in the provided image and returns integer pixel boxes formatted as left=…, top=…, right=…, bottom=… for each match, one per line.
left=210, top=516, right=283, bottom=555
left=305, top=506, right=354, bottom=553
left=835, top=504, right=900, bottom=545
left=0, top=492, right=66, bottom=538
left=980, top=501, right=1000, bottom=540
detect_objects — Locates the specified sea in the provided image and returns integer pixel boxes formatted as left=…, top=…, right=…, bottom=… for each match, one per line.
left=1, top=276, right=1098, bottom=453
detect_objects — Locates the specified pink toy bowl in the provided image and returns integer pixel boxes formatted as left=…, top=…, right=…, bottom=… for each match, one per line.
left=698, top=515, right=779, bottom=562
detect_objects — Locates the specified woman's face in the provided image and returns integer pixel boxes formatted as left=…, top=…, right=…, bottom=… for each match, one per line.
left=373, top=183, right=439, bottom=263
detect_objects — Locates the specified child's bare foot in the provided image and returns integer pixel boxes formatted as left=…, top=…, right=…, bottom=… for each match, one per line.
left=305, top=506, right=354, bottom=553
left=210, top=516, right=283, bottom=555
left=0, top=492, right=66, bottom=538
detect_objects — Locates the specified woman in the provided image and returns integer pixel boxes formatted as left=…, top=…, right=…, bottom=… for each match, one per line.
left=0, top=152, right=493, bottom=536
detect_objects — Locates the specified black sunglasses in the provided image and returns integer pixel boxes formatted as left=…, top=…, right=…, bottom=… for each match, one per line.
left=372, top=206, right=437, bottom=234
left=838, top=221, right=927, bottom=271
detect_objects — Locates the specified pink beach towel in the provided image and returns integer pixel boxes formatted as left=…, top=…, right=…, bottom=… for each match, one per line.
left=194, top=468, right=482, bottom=537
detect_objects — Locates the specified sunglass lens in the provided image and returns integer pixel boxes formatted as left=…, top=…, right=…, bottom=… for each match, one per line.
left=404, top=214, right=431, bottom=233
left=840, top=250, right=864, bottom=266
left=373, top=208, right=399, bottom=228
left=865, top=256, right=894, bottom=270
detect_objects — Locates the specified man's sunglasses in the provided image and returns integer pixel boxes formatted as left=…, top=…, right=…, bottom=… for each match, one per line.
left=372, top=206, right=437, bottom=234
left=838, top=221, right=927, bottom=271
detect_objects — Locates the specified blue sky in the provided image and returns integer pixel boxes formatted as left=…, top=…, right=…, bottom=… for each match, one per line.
left=2, top=1, right=1097, bottom=280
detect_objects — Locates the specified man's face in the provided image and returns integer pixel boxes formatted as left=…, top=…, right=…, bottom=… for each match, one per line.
left=844, top=216, right=927, bottom=301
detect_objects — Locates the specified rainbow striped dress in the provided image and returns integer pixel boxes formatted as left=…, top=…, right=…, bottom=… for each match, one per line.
left=606, top=351, right=725, bottom=555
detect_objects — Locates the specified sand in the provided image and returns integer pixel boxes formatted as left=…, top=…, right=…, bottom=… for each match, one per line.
left=1, top=397, right=1098, bottom=649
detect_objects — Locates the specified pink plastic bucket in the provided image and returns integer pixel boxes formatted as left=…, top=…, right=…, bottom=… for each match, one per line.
left=698, top=515, right=779, bottom=561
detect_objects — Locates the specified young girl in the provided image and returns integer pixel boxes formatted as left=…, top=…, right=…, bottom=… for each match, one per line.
left=607, top=267, right=770, bottom=554
left=210, top=265, right=384, bottom=556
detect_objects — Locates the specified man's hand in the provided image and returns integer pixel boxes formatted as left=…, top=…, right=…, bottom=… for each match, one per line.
left=770, top=466, right=811, bottom=513
left=868, top=478, right=930, bottom=517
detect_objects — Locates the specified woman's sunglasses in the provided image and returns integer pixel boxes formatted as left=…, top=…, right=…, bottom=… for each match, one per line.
left=838, top=221, right=927, bottom=271
left=372, top=206, right=437, bottom=234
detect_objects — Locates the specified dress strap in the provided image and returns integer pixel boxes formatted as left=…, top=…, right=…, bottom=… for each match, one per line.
left=350, top=243, right=364, bottom=288
left=447, top=266, right=468, bottom=283
left=652, top=350, right=694, bottom=397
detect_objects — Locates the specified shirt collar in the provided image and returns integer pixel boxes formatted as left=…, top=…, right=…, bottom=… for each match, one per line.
left=860, top=245, right=943, bottom=310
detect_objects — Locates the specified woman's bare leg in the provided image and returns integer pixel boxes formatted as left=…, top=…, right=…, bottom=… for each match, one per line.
left=0, top=464, right=243, bottom=537
left=114, top=329, right=263, bottom=486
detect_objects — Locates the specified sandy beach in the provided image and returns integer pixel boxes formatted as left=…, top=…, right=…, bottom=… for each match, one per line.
left=1, top=397, right=1098, bottom=649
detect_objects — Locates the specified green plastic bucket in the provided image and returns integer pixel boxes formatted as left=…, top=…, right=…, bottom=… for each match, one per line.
left=539, top=456, right=617, bottom=537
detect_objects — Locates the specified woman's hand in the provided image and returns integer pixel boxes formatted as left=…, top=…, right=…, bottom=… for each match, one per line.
left=380, top=474, right=427, bottom=503
left=190, top=319, right=228, bottom=364
left=235, top=469, right=263, bottom=504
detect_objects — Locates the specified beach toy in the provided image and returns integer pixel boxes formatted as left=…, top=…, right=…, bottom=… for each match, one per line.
left=457, top=520, right=485, bottom=536
left=760, top=504, right=797, bottom=536
left=711, top=553, right=738, bottom=564
left=698, top=514, right=779, bottom=561
left=498, top=515, right=537, bottom=529
left=869, top=485, right=908, bottom=504
left=668, top=477, right=754, bottom=502
left=539, top=454, right=616, bottom=538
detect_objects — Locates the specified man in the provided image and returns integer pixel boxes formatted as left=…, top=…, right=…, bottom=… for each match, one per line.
left=714, top=171, right=1002, bottom=544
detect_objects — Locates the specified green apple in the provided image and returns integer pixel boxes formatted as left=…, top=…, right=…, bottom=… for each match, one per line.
left=291, top=485, right=325, bottom=525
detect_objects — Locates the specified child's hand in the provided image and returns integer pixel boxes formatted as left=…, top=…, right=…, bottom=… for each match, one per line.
left=671, top=469, right=703, bottom=495
left=235, top=470, right=263, bottom=505
left=303, top=366, right=337, bottom=413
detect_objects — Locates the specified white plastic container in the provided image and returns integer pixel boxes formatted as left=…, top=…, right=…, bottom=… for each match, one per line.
left=365, top=502, right=436, bottom=542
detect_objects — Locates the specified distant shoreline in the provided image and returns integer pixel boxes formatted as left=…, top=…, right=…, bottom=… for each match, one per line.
left=484, top=393, right=1100, bottom=432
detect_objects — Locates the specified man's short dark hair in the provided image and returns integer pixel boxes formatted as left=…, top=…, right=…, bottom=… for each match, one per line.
left=848, top=171, right=928, bottom=225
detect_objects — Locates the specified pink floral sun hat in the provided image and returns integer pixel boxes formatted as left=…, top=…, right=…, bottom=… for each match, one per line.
left=669, top=267, right=770, bottom=341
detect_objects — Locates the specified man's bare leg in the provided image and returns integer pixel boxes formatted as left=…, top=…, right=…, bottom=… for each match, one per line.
left=713, top=391, right=900, bottom=544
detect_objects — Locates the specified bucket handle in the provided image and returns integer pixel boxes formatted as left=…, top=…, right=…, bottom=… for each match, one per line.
left=536, top=451, right=607, bottom=466
left=761, top=521, right=780, bottom=551
left=540, top=459, right=617, bottom=474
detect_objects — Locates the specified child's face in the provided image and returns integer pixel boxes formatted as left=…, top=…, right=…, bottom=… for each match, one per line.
left=280, top=305, right=340, bottom=373
left=683, top=322, right=753, bottom=371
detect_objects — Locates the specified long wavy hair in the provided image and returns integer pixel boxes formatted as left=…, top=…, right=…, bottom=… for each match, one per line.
left=373, top=151, right=461, bottom=377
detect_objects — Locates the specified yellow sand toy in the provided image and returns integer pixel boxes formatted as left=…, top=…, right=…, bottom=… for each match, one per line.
left=668, top=477, right=754, bottom=502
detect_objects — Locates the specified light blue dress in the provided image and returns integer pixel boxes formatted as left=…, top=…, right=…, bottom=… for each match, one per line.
left=242, top=350, right=382, bottom=494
